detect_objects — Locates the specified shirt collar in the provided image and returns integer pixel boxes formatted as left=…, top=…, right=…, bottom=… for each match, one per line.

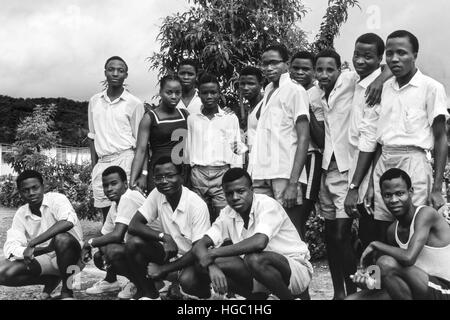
left=279, top=72, right=292, bottom=86
left=24, top=193, right=49, bottom=218
left=224, top=194, right=256, bottom=221
left=100, top=89, right=129, bottom=103
left=199, top=106, right=225, bottom=118
left=161, top=186, right=187, bottom=215
left=358, top=68, right=382, bottom=89
left=392, top=68, right=423, bottom=90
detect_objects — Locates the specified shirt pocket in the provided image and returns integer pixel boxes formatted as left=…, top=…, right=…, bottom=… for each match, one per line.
left=404, top=96, right=427, bottom=134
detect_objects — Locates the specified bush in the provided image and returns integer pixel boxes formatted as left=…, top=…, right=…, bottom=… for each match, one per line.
left=305, top=208, right=326, bottom=261
left=0, top=161, right=98, bottom=221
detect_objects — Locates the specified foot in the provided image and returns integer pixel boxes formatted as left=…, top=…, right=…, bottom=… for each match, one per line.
left=86, top=280, right=121, bottom=295
left=118, top=281, right=137, bottom=300
left=138, top=296, right=161, bottom=300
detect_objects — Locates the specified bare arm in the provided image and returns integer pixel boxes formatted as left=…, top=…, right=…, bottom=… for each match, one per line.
left=309, top=111, right=325, bottom=149
left=28, top=221, right=74, bottom=248
left=430, top=115, right=448, bottom=209
left=365, top=64, right=393, bottom=106
left=88, top=223, right=128, bottom=248
left=130, top=113, right=151, bottom=187
left=88, top=138, right=98, bottom=167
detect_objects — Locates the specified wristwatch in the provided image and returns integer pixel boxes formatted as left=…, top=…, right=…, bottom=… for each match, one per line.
left=87, top=238, right=94, bottom=248
left=158, top=232, right=165, bottom=240
left=142, top=170, right=148, bottom=176
left=349, top=183, right=359, bottom=190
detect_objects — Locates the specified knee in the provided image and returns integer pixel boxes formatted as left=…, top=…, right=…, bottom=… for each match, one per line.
left=244, top=253, right=266, bottom=272
left=125, top=236, right=145, bottom=254
left=0, top=264, right=17, bottom=284
left=104, top=245, right=126, bottom=263
left=93, top=251, right=105, bottom=270
left=54, top=233, right=77, bottom=250
left=376, top=255, right=400, bottom=276
left=179, top=270, right=198, bottom=295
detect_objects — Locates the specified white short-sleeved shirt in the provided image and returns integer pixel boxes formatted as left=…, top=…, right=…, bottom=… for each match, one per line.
left=307, top=84, right=325, bottom=152
left=377, top=69, right=450, bottom=150
left=348, top=68, right=381, bottom=153
left=101, top=189, right=161, bottom=236
left=206, top=193, right=311, bottom=264
left=88, top=89, right=145, bottom=158
left=186, top=108, right=243, bottom=167
left=321, top=71, right=359, bottom=172
left=3, top=192, right=83, bottom=260
left=250, top=72, right=310, bottom=182
left=177, top=91, right=203, bottom=115
left=138, top=186, right=211, bottom=255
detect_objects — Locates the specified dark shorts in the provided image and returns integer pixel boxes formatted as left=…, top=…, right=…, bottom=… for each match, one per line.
left=427, top=276, right=450, bottom=300
left=301, top=151, right=323, bottom=202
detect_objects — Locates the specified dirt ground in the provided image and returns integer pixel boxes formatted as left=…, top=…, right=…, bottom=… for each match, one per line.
left=0, top=207, right=333, bottom=300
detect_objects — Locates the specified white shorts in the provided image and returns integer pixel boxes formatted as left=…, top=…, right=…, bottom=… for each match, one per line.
left=92, top=149, right=134, bottom=208
left=35, top=252, right=85, bottom=276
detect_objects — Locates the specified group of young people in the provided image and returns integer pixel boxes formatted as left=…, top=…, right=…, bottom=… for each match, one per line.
left=0, top=29, right=449, bottom=300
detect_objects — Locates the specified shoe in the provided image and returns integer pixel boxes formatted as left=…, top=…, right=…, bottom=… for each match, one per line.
left=85, top=280, right=121, bottom=295
left=138, top=296, right=161, bottom=300
left=39, top=292, right=51, bottom=300
left=117, top=281, right=137, bottom=300
left=157, top=280, right=171, bottom=294
left=267, top=294, right=280, bottom=300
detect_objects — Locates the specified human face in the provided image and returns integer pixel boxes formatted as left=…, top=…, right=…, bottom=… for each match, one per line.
left=160, top=80, right=182, bottom=108
left=385, top=37, right=417, bottom=80
left=177, top=65, right=197, bottom=90
left=290, top=58, right=314, bottom=88
left=102, top=173, right=127, bottom=203
left=153, top=163, right=182, bottom=196
left=238, top=75, right=262, bottom=101
left=261, top=50, right=288, bottom=83
left=352, top=42, right=382, bottom=79
left=19, top=178, right=44, bottom=207
left=315, top=57, right=340, bottom=93
left=104, top=59, right=128, bottom=88
left=223, top=176, right=254, bottom=215
left=381, top=177, right=413, bottom=218
left=198, top=82, right=220, bottom=110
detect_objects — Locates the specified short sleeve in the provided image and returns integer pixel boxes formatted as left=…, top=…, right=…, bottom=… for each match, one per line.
left=52, top=194, right=78, bottom=226
left=115, top=190, right=145, bottom=226
left=426, top=81, right=450, bottom=126
left=137, top=189, right=159, bottom=224
left=101, top=206, right=116, bottom=235
left=204, top=210, right=228, bottom=247
left=131, top=101, right=145, bottom=139
left=288, top=86, right=310, bottom=123
left=358, top=104, right=380, bottom=153
left=190, top=200, right=211, bottom=243
left=88, top=97, right=95, bottom=139
left=253, top=199, right=284, bottom=240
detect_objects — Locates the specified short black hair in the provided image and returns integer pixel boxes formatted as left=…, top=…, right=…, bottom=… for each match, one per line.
left=291, top=51, right=315, bottom=65
left=102, top=166, right=127, bottom=182
left=178, top=59, right=199, bottom=73
left=16, top=170, right=43, bottom=189
left=160, top=74, right=182, bottom=90
left=198, top=72, right=220, bottom=89
left=152, top=156, right=183, bottom=175
left=222, top=168, right=252, bottom=187
left=314, top=49, right=342, bottom=69
left=240, top=66, right=264, bottom=83
left=104, top=56, right=128, bottom=71
left=263, top=44, right=290, bottom=62
left=379, top=168, right=412, bottom=190
left=356, top=33, right=385, bottom=57
left=387, top=30, right=419, bottom=54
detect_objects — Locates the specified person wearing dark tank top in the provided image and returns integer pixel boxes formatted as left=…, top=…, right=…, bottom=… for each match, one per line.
left=130, top=75, right=188, bottom=194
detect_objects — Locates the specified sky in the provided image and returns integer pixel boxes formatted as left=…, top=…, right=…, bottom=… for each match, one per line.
left=1, top=0, right=449, bottom=103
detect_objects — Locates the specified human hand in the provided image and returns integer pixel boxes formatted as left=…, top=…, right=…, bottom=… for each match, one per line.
left=360, top=243, right=376, bottom=268
left=162, top=235, right=178, bottom=263
left=208, top=264, right=228, bottom=295
left=283, top=183, right=298, bottom=209
left=429, top=190, right=446, bottom=212
left=230, top=141, right=249, bottom=155
left=344, top=189, right=360, bottom=218
left=23, top=246, right=35, bottom=265
left=365, top=78, right=383, bottom=106
left=350, top=270, right=375, bottom=290
left=199, top=251, right=215, bottom=269
left=363, top=183, right=375, bottom=216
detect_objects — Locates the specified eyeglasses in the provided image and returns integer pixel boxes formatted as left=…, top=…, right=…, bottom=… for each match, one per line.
left=260, top=59, right=285, bottom=68
left=153, top=173, right=178, bottom=183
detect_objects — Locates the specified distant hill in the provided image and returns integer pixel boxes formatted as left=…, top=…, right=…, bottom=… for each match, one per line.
left=0, top=95, right=89, bottom=147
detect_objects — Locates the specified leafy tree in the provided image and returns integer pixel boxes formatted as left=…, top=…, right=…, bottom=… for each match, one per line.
left=4, top=104, right=58, bottom=172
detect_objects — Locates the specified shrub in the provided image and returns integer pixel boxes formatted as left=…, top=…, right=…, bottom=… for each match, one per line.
left=0, top=161, right=98, bottom=221
left=305, top=208, right=327, bottom=261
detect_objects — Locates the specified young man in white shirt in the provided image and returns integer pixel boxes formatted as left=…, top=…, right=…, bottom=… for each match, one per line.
left=343, top=33, right=386, bottom=250
left=88, top=56, right=146, bottom=221
left=187, top=73, right=242, bottom=222
left=83, top=166, right=161, bottom=299
left=250, top=44, right=310, bottom=236
left=176, top=59, right=202, bottom=115
left=0, top=170, right=84, bottom=300
left=314, top=49, right=390, bottom=300
left=372, top=30, right=449, bottom=239
left=125, top=156, right=211, bottom=300
left=177, top=168, right=313, bottom=300
left=290, top=51, right=325, bottom=240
